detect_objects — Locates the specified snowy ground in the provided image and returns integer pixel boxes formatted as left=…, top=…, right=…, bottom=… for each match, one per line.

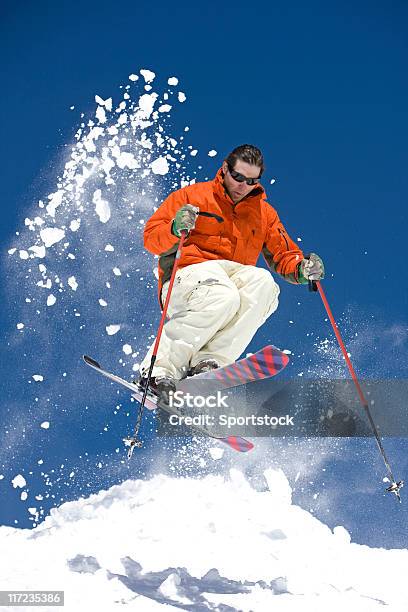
left=1, top=468, right=406, bottom=612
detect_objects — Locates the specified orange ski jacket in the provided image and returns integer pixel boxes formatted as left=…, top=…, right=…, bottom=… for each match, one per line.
left=144, top=168, right=305, bottom=304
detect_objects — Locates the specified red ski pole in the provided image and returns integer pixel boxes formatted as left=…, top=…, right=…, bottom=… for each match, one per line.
left=310, top=280, right=403, bottom=501
left=124, top=229, right=189, bottom=457
left=125, top=211, right=224, bottom=458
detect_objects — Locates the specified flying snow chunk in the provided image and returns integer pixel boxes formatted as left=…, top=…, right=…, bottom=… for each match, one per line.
left=93, top=189, right=111, bottom=223
left=208, top=150, right=217, bottom=157
left=19, top=250, right=29, bottom=260
left=8, top=248, right=16, bottom=255
left=113, top=267, right=121, bottom=276
left=95, top=106, right=106, bottom=124
left=37, top=279, right=52, bottom=289
left=29, top=245, right=46, bottom=258
left=140, top=69, right=155, bottom=83
left=12, top=475, right=26, bottom=489
left=98, top=299, right=107, bottom=307
left=106, top=325, right=121, bottom=336
left=178, top=92, right=186, bottom=103
left=158, top=104, right=172, bottom=113
left=40, top=227, right=65, bottom=248
left=116, top=152, right=140, bottom=170
left=21, top=491, right=28, bottom=501
left=95, top=95, right=112, bottom=111
left=128, top=74, right=139, bottom=82
left=47, top=294, right=57, bottom=307
left=70, top=219, right=81, bottom=232
left=16, top=323, right=24, bottom=329
left=168, top=77, right=179, bottom=86
left=32, top=375, right=44, bottom=382
left=209, top=447, right=224, bottom=460
left=105, top=244, right=114, bottom=252
left=151, top=157, right=169, bottom=175
left=40, top=422, right=50, bottom=430
left=46, top=190, right=64, bottom=217
left=270, top=178, right=276, bottom=185
left=68, top=276, right=78, bottom=291
left=122, top=344, right=132, bottom=355
left=84, top=127, right=104, bottom=153
left=138, top=93, right=158, bottom=119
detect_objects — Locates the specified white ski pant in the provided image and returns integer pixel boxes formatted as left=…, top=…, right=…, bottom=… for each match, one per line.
left=139, top=259, right=280, bottom=380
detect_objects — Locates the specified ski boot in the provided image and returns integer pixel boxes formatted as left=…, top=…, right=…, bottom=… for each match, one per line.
left=135, top=374, right=176, bottom=408
left=148, top=376, right=177, bottom=428
left=188, top=359, right=220, bottom=377
left=154, top=376, right=177, bottom=407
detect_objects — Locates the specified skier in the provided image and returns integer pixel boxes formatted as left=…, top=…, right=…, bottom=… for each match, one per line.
left=137, top=144, right=324, bottom=404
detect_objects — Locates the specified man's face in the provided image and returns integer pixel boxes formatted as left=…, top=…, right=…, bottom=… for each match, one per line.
left=222, top=159, right=262, bottom=204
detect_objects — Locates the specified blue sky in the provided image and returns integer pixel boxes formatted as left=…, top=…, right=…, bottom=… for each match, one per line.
left=2, top=0, right=407, bottom=318
left=1, top=0, right=407, bottom=544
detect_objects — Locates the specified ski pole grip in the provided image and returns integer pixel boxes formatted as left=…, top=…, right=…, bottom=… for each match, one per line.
left=304, top=254, right=318, bottom=292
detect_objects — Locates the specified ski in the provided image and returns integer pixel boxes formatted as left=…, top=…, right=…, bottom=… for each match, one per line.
left=177, top=345, right=289, bottom=394
left=83, top=354, right=254, bottom=451
left=83, top=345, right=290, bottom=454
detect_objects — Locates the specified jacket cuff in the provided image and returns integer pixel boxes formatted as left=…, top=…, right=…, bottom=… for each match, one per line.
left=296, top=262, right=309, bottom=285
left=170, top=220, right=179, bottom=237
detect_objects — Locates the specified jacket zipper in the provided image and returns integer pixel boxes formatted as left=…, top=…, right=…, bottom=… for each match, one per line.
left=278, top=227, right=290, bottom=250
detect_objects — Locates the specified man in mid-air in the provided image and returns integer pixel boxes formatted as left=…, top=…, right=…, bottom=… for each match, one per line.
left=138, top=144, right=324, bottom=404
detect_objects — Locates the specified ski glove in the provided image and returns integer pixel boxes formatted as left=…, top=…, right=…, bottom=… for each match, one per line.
left=298, top=253, right=325, bottom=283
left=172, top=204, right=199, bottom=237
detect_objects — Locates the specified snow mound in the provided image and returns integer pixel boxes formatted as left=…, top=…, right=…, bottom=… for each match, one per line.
left=0, top=469, right=406, bottom=611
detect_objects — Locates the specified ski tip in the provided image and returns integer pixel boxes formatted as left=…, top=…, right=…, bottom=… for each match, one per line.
left=83, top=355, right=101, bottom=369
left=222, top=436, right=254, bottom=452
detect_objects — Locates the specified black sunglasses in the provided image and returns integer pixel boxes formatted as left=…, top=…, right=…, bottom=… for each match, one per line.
left=227, top=162, right=261, bottom=186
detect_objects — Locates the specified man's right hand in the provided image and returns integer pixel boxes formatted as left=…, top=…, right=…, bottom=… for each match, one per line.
left=298, top=252, right=325, bottom=283
left=172, top=204, right=199, bottom=237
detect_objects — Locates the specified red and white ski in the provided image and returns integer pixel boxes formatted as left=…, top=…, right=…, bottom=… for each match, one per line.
left=83, top=345, right=289, bottom=453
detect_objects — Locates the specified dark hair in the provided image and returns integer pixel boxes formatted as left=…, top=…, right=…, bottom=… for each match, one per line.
left=225, top=144, right=264, bottom=175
